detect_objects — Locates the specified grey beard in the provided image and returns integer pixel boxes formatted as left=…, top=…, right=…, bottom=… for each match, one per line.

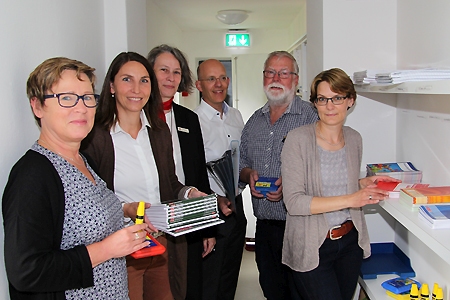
left=266, top=91, right=295, bottom=107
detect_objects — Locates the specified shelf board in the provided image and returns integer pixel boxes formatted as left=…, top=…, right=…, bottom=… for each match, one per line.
left=355, top=80, right=450, bottom=94
left=358, top=275, right=395, bottom=300
left=378, top=198, right=450, bottom=264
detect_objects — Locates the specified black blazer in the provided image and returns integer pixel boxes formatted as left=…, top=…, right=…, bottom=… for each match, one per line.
left=172, top=103, right=214, bottom=239
left=173, top=103, right=211, bottom=194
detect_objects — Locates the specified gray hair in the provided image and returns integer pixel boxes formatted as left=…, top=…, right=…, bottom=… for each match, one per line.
left=264, top=51, right=299, bottom=74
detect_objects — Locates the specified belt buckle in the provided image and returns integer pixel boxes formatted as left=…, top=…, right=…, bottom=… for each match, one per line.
left=329, top=224, right=343, bottom=240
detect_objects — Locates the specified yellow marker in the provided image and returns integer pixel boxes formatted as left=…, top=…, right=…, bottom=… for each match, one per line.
left=410, top=283, right=419, bottom=300
left=432, top=283, right=439, bottom=300
left=420, top=283, right=429, bottom=300
left=434, top=287, right=443, bottom=300
left=135, top=201, right=145, bottom=225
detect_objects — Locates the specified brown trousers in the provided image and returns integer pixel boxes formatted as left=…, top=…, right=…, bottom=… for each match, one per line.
left=126, top=235, right=173, bottom=300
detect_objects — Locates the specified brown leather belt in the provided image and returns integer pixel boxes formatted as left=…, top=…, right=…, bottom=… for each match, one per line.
left=326, top=220, right=354, bottom=240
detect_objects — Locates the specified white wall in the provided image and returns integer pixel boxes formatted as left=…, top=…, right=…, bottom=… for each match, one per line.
left=395, top=0, right=450, bottom=185
left=288, top=4, right=307, bottom=48
left=104, top=0, right=128, bottom=69
left=308, top=0, right=398, bottom=167
left=126, top=1, right=149, bottom=56
left=146, top=0, right=183, bottom=52
left=104, top=0, right=149, bottom=78
left=397, top=0, right=450, bottom=69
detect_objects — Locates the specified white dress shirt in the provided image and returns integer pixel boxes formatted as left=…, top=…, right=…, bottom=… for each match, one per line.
left=111, top=111, right=161, bottom=206
left=194, top=99, right=244, bottom=196
left=165, top=108, right=185, bottom=185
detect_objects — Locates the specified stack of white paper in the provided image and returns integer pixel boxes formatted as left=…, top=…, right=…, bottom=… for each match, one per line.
left=353, top=70, right=391, bottom=85
left=375, top=69, right=450, bottom=84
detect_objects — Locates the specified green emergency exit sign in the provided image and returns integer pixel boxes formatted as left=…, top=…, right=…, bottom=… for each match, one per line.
left=225, top=33, right=250, bottom=47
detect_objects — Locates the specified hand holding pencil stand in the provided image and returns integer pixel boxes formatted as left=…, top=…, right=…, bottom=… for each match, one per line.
left=130, top=202, right=166, bottom=259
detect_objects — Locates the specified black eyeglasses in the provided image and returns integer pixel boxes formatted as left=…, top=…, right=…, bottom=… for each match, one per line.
left=43, top=93, right=99, bottom=108
left=263, top=70, right=297, bottom=79
left=198, top=76, right=228, bottom=83
left=314, top=96, right=348, bottom=106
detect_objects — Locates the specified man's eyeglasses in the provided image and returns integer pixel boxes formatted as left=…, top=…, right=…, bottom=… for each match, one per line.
left=43, top=93, right=99, bottom=108
left=314, top=96, right=348, bottom=106
left=198, top=76, right=228, bottom=83
left=263, top=70, right=297, bottom=79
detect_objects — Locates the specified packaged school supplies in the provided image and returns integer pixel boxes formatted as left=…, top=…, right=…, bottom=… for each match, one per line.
left=254, top=177, right=278, bottom=197
left=401, top=186, right=450, bottom=208
left=366, top=162, right=422, bottom=183
left=381, top=277, right=421, bottom=294
left=376, top=182, right=429, bottom=198
left=418, top=204, right=450, bottom=229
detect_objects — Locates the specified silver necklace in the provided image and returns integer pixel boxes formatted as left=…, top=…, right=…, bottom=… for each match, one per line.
left=316, top=125, right=343, bottom=146
left=38, top=139, right=85, bottom=166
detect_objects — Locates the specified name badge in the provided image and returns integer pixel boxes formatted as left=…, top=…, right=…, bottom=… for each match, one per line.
left=177, top=127, right=189, bottom=133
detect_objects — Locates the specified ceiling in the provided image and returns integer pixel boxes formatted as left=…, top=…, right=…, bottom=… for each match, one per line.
left=151, top=0, right=306, bottom=31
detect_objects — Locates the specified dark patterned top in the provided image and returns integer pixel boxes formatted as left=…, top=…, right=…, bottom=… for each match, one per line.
left=239, top=96, right=318, bottom=220
left=32, top=143, right=129, bottom=299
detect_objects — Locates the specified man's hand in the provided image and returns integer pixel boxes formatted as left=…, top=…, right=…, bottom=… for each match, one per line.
left=266, top=177, right=283, bottom=202
left=202, top=237, right=216, bottom=258
left=241, top=168, right=264, bottom=198
left=217, top=196, right=233, bottom=216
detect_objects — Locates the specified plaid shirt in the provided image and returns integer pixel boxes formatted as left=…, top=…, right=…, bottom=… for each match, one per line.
left=239, top=96, right=318, bottom=220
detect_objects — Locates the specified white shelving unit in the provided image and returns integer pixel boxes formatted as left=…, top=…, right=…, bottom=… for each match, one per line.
left=356, top=80, right=450, bottom=300
left=355, top=80, right=450, bottom=95
left=358, top=197, right=450, bottom=299
left=358, top=275, right=395, bottom=300
left=306, top=2, right=450, bottom=299
left=379, top=199, right=450, bottom=264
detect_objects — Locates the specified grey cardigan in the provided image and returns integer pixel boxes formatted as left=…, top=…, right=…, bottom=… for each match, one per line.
left=281, top=122, right=370, bottom=272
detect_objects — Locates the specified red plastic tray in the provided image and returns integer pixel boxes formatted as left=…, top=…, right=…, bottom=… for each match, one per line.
left=130, top=234, right=166, bottom=259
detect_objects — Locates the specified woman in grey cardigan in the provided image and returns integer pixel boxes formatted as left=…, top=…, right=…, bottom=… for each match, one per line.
left=281, top=68, right=397, bottom=300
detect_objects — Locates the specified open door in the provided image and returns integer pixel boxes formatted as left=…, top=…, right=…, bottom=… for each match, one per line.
left=231, top=54, right=267, bottom=123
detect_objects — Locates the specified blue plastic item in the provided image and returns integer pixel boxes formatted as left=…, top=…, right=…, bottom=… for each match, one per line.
left=360, top=242, right=415, bottom=279
left=254, top=177, right=278, bottom=197
left=381, top=277, right=421, bottom=294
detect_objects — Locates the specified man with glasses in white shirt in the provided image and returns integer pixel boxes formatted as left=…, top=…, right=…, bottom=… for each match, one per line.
left=194, top=59, right=247, bottom=300
left=239, top=51, right=318, bottom=300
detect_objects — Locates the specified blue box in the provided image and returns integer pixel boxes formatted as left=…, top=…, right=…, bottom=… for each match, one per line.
left=255, top=177, right=278, bottom=197
left=381, top=277, right=421, bottom=294
left=360, top=242, right=415, bottom=279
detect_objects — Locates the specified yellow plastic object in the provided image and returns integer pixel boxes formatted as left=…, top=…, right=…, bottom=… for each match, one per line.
left=434, top=287, right=443, bottom=300
left=135, top=201, right=145, bottom=224
left=420, top=283, right=430, bottom=300
left=386, top=290, right=410, bottom=300
left=410, top=283, right=419, bottom=299
left=431, top=283, right=439, bottom=300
